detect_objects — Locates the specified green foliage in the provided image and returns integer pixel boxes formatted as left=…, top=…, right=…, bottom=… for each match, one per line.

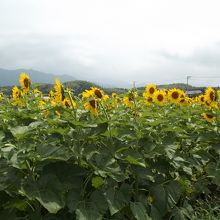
left=0, top=91, right=220, bottom=219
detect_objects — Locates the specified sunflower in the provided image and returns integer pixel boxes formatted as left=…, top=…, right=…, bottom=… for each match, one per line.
left=153, top=90, right=167, bottom=105
left=12, top=86, right=21, bottom=100
left=63, top=98, right=76, bottom=109
left=123, top=96, right=134, bottom=108
left=52, top=79, right=64, bottom=105
left=112, top=92, right=117, bottom=98
left=144, top=84, right=157, bottom=96
left=33, top=88, right=41, bottom=94
left=217, top=89, right=220, bottom=101
left=204, top=87, right=216, bottom=103
left=111, top=92, right=121, bottom=105
left=33, top=88, right=42, bottom=97
left=123, top=91, right=137, bottom=108
left=202, top=113, right=216, bottom=123
left=204, top=100, right=219, bottom=110
left=0, top=92, right=3, bottom=101
left=82, top=89, right=93, bottom=99
left=49, top=90, right=54, bottom=98
left=19, top=73, right=31, bottom=93
left=197, top=95, right=205, bottom=105
left=38, top=100, right=46, bottom=109
left=84, top=99, right=98, bottom=115
left=92, top=87, right=103, bottom=99
left=91, top=87, right=109, bottom=100
left=179, top=96, right=191, bottom=106
left=168, top=88, right=183, bottom=104
left=143, top=95, right=154, bottom=105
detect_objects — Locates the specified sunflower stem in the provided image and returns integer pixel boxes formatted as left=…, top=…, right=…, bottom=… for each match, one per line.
left=66, top=89, right=77, bottom=119
left=99, top=101, right=112, bottom=142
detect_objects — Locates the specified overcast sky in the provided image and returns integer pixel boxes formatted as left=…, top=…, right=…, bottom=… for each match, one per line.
left=1, top=0, right=220, bottom=87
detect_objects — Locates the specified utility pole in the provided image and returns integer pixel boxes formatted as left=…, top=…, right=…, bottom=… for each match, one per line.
left=186, top=76, right=192, bottom=92
left=133, top=81, right=136, bottom=90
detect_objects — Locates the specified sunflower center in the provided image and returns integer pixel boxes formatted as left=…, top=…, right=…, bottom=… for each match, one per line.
left=89, top=99, right=96, bottom=108
left=64, top=101, right=70, bottom=107
left=180, top=99, right=185, bottom=103
left=206, top=114, right=214, bottom=119
left=201, top=97, right=204, bottom=102
left=147, top=97, right=153, bottom=102
left=157, top=94, right=164, bottom=101
left=172, top=91, right=179, bottom=99
left=24, top=78, right=30, bottom=88
left=205, top=101, right=210, bottom=106
left=94, top=90, right=102, bottom=98
left=210, top=91, right=214, bottom=101
left=128, top=94, right=134, bottom=101
left=149, top=87, right=155, bottom=94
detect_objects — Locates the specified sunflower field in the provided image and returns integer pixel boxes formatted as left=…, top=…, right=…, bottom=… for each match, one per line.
left=0, top=73, right=220, bottom=220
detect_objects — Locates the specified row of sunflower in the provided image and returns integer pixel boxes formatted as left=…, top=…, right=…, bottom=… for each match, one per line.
left=1, top=73, right=220, bottom=122
left=123, top=84, right=219, bottom=108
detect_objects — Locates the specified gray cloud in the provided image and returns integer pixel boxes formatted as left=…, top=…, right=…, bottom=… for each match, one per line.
left=0, top=34, right=220, bottom=87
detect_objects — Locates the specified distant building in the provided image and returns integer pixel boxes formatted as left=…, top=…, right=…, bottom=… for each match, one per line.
left=185, top=90, right=203, bottom=97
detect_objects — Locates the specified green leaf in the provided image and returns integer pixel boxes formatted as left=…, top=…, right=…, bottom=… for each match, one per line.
left=104, top=184, right=131, bottom=215
left=206, top=162, right=220, bottom=186
left=0, top=130, right=5, bottom=142
left=150, top=184, right=167, bottom=219
left=92, top=176, right=104, bottom=189
left=166, top=181, right=183, bottom=209
left=21, top=174, right=65, bottom=214
left=171, top=208, right=186, bottom=220
left=125, top=151, right=146, bottom=168
left=75, top=202, right=102, bottom=220
left=89, top=122, right=108, bottom=136
left=10, top=126, right=29, bottom=137
left=90, top=190, right=108, bottom=214
left=130, top=202, right=151, bottom=220
left=66, top=190, right=81, bottom=213
left=0, top=210, right=16, bottom=220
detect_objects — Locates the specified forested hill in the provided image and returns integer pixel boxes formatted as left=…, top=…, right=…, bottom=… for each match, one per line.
left=0, top=68, right=75, bottom=86
left=0, top=80, right=127, bottom=96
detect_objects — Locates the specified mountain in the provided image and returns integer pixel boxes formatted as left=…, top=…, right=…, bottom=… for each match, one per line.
left=0, top=68, right=75, bottom=86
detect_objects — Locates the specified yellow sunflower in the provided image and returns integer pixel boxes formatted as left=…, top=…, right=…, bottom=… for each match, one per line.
left=112, top=92, right=121, bottom=103
left=123, top=91, right=137, bottom=108
left=217, top=89, right=220, bottom=101
left=179, top=96, right=191, bottom=106
left=144, top=84, right=157, bottom=96
left=204, top=100, right=219, bottom=109
left=112, top=92, right=117, bottom=98
left=52, top=79, right=64, bottom=105
left=19, top=73, right=31, bottom=93
left=0, top=92, right=3, bottom=101
left=204, top=87, right=216, bottom=103
left=143, top=95, right=154, bottom=105
left=197, top=95, right=205, bottom=105
left=123, top=96, right=134, bottom=108
left=49, top=90, right=54, bottom=98
left=82, top=89, right=93, bottom=99
left=84, top=99, right=98, bottom=115
left=91, top=87, right=109, bottom=100
left=33, top=88, right=42, bottom=97
left=63, top=98, right=76, bottom=109
left=202, top=113, right=216, bottom=123
left=168, top=88, right=183, bottom=104
left=38, top=100, right=46, bottom=109
left=12, top=86, right=21, bottom=100
left=153, top=90, right=167, bottom=105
